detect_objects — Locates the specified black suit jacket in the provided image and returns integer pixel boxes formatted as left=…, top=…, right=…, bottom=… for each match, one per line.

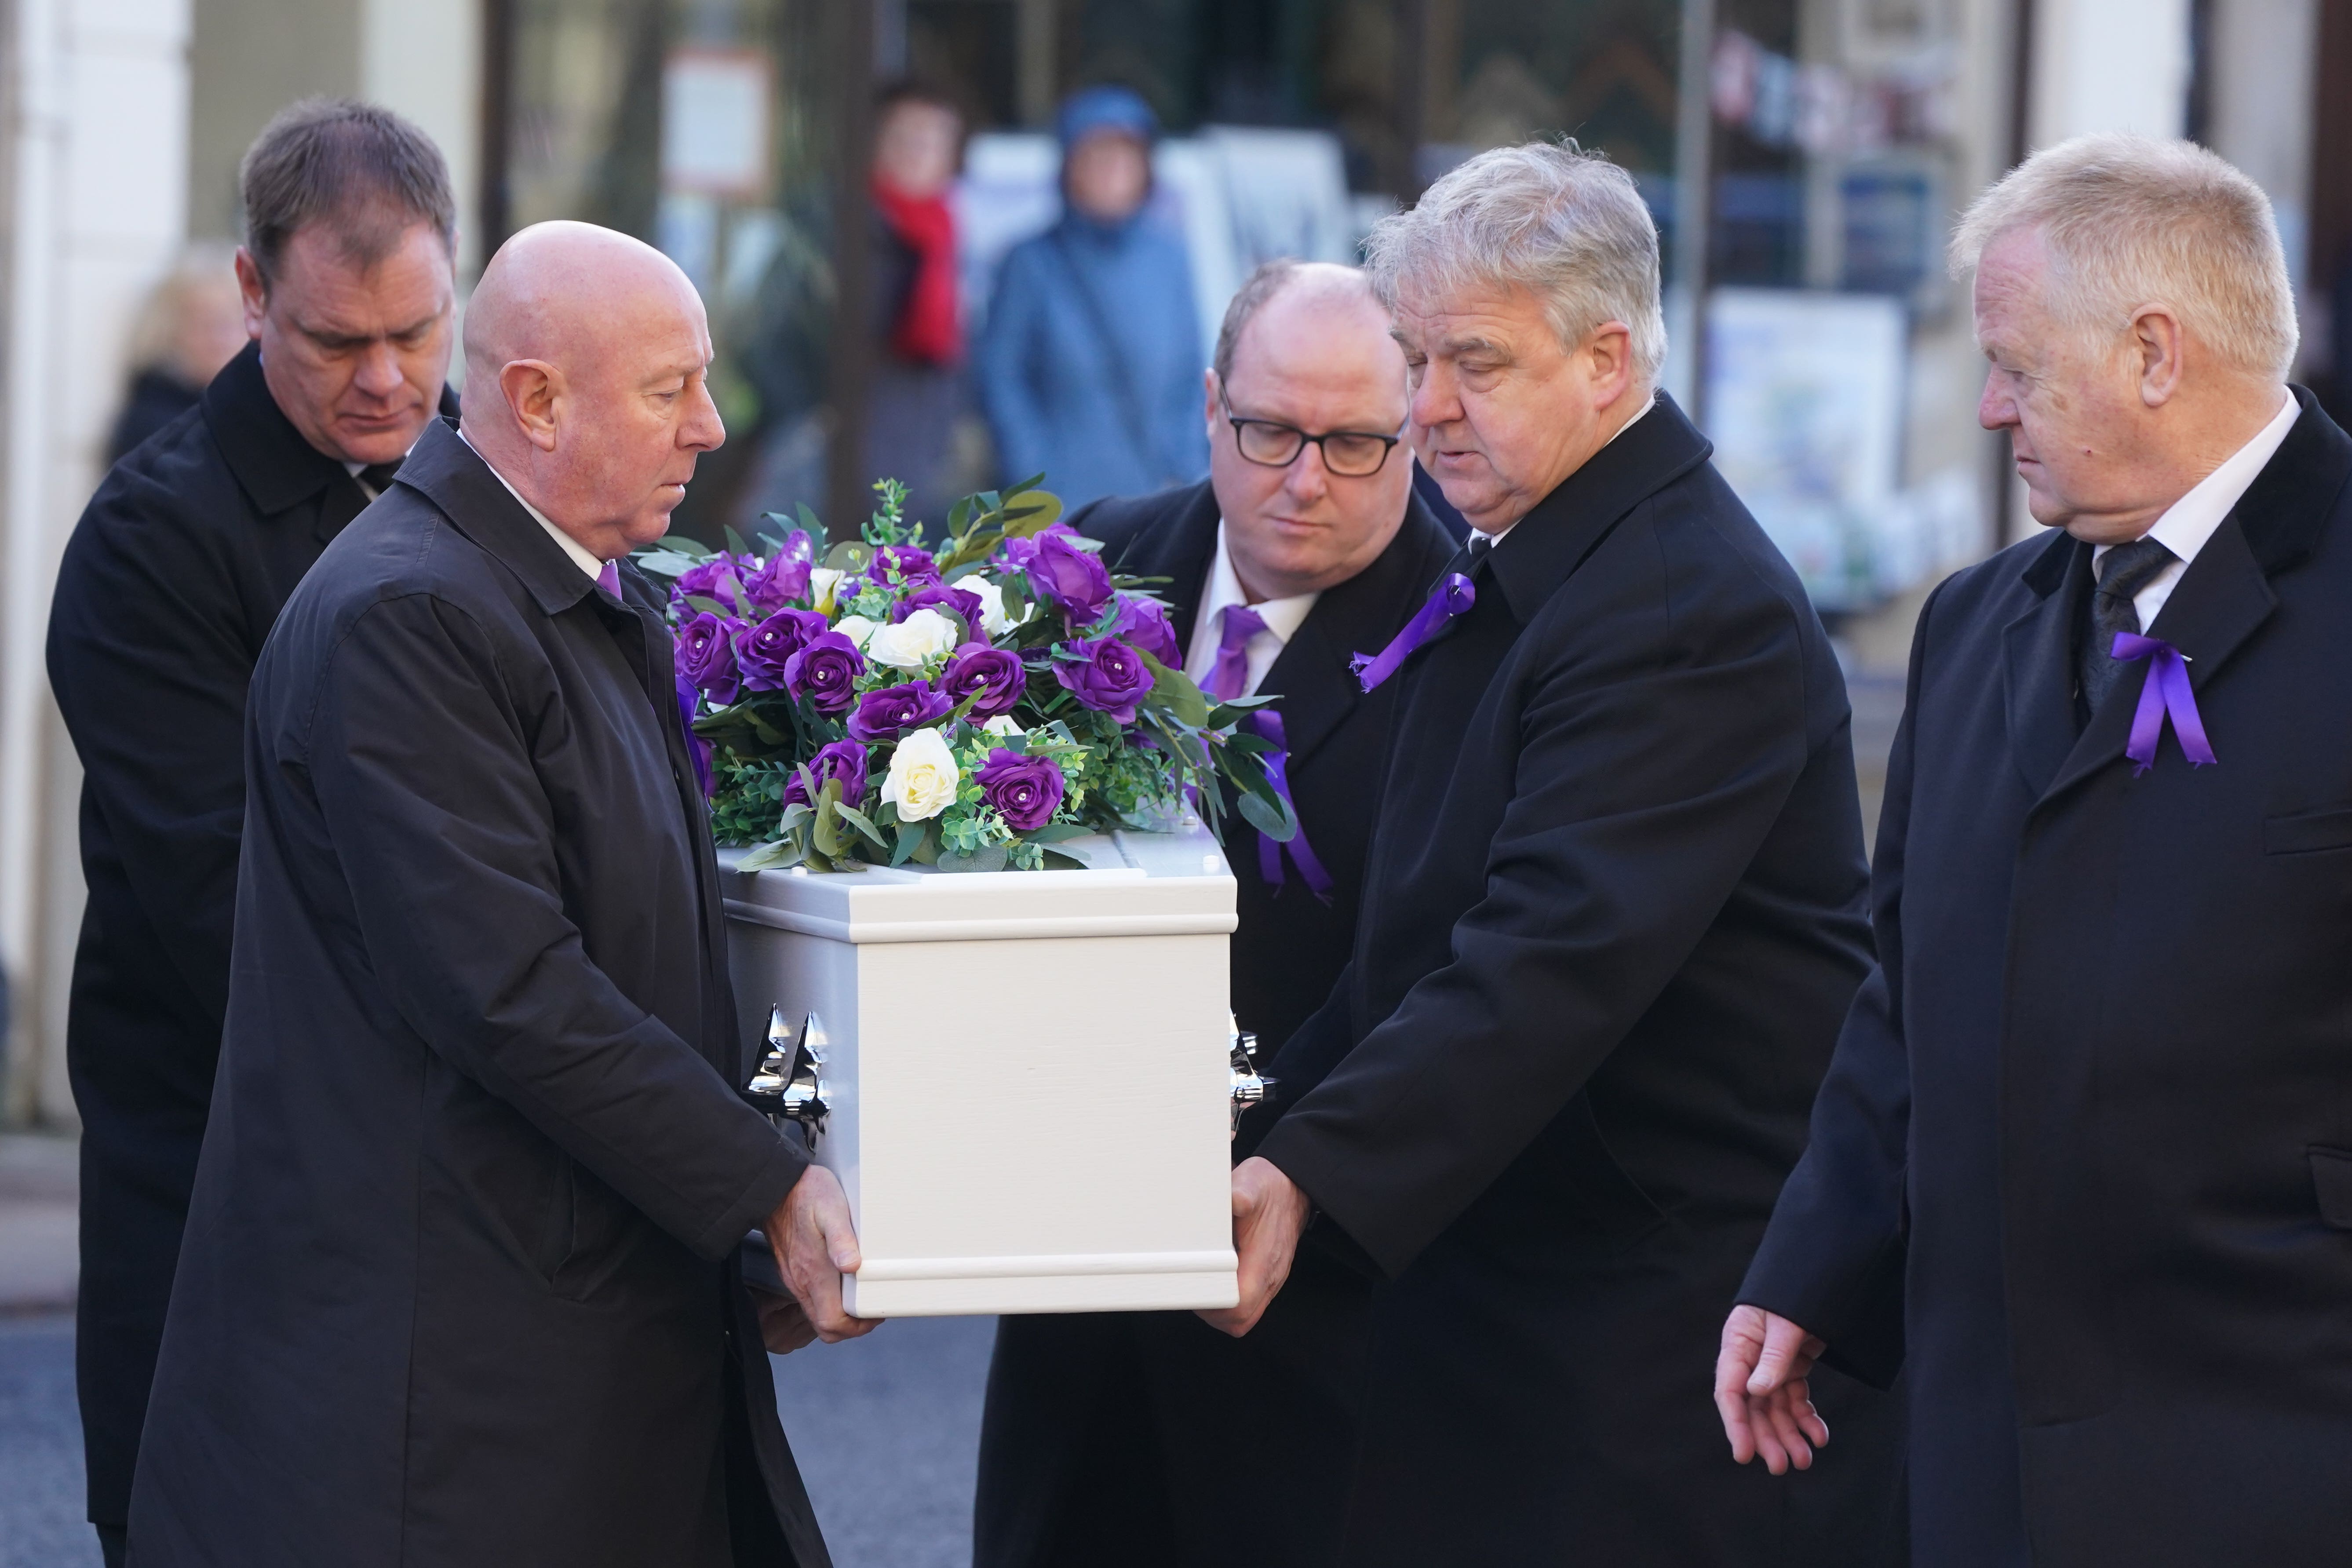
left=45, top=343, right=454, bottom=1527
left=1253, top=395, right=1900, bottom=1563
left=972, top=479, right=1459, bottom=1568
left=1742, top=388, right=2352, bottom=1568
left=1078, top=476, right=1460, bottom=1052
left=127, top=419, right=825, bottom=1567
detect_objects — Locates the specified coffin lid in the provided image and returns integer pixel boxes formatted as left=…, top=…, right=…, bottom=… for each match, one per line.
left=717, top=825, right=1240, bottom=944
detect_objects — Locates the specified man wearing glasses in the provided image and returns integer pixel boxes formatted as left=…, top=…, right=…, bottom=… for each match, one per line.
left=973, top=259, right=1458, bottom=1568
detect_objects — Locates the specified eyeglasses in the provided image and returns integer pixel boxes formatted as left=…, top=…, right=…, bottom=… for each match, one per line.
left=1221, top=393, right=1403, bottom=478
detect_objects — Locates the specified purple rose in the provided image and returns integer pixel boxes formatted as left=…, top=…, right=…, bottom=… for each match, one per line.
left=674, top=555, right=745, bottom=608
left=942, top=642, right=1026, bottom=718
left=782, top=740, right=870, bottom=810
left=976, top=748, right=1066, bottom=832
left=736, top=608, right=831, bottom=690
left=1053, top=636, right=1155, bottom=723
left=846, top=678, right=956, bottom=743
left=893, top=579, right=984, bottom=631
left=782, top=631, right=864, bottom=713
left=1023, top=532, right=1114, bottom=624
left=865, top=543, right=937, bottom=582
left=1113, top=595, right=1181, bottom=667
left=675, top=611, right=744, bottom=706
left=996, top=522, right=1080, bottom=573
left=743, top=548, right=812, bottom=612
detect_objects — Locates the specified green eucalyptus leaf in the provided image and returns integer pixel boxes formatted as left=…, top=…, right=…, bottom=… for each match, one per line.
left=1002, top=473, right=1046, bottom=496
left=794, top=504, right=829, bottom=552
left=722, top=525, right=751, bottom=558
left=812, top=780, right=846, bottom=858
left=1138, top=652, right=1211, bottom=728
left=665, top=536, right=718, bottom=559
left=1028, top=823, right=1090, bottom=843
left=738, top=838, right=794, bottom=871
left=936, top=844, right=1010, bottom=874
left=824, top=540, right=874, bottom=573
left=1038, top=847, right=1090, bottom=871
left=685, top=594, right=731, bottom=618
left=834, top=801, right=889, bottom=851
left=1237, top=784, right=1298, bottom=842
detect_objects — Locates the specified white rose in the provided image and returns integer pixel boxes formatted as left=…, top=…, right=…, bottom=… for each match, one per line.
left=832, top=614, right=879, bottom=649
left=951, top=574, right=1015, bottom=636
left=864, top=606, right=959, bottom=669
left=981, top=714, right=1022, bottom=738
left=810, top=567, right=845, bottom=612
left=882, top=727, right=961, bottom=821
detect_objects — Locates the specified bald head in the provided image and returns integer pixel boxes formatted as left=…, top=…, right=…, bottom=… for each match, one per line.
left=461, top=221, right=722, bottom=559
left=1203, top=260, right=1412, bottom=602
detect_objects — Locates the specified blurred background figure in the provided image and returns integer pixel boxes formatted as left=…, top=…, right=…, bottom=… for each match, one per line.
left=866, top=78, right=973, bottom=523
left=105, top=245, right=247, bottom=463
left=977, top=85, right=1207, bottom=508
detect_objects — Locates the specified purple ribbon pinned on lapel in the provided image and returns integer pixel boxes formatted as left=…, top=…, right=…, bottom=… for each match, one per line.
left=2110, top=632, right=2217, bottom=775
left=1349, top=573, right=1477, bottom=693
left=1248, top=710, right=1334, bottom=904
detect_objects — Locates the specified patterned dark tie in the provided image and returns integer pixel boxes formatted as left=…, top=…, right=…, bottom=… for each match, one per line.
left=2078, top=536, right=2177, bottom=714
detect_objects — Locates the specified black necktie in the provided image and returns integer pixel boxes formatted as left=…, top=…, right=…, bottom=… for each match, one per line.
left=1436, top=531, right=1492, bottom=587
left=2078, top=536, right=2176, bottom=713
left=357, top=461, right=403, bottom=497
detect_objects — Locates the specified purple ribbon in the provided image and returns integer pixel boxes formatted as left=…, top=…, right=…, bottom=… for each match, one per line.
left=2110, top=632, right=2217, bottom=775
left=1349, top=573, right=1477, bottom=693
left=675, top=675, right=715, bottom=797
left=1248, top=710, right=1334, bottom=904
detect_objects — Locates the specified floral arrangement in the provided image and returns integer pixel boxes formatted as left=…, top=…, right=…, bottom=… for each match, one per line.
left=634, top=478, right=1296, bottom=874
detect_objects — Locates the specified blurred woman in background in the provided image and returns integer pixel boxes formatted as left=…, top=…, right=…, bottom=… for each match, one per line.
left=107, top=243, right=247, bottom=463
left=977, top=85, right=1207, bottom=509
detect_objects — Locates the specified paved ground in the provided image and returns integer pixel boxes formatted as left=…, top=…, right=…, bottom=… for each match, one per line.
left=0, top=1134, right=995, bottom=1568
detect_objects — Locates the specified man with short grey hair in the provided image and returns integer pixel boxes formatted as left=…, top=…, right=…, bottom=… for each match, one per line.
left=1724, top=132, right=2352, bottom=1568
left=1200, top=140, right=1903, bottom=1561
left=47, top=96, right=457, bottom=1568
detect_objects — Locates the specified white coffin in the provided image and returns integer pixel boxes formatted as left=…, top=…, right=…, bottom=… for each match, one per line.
left=719, top=828, right=1240, bottom=1317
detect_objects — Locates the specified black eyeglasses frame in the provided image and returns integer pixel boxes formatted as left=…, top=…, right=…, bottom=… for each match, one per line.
left=1218, top=391, right=1405, bottom=478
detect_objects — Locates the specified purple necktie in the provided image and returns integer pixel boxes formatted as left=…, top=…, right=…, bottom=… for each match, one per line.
left=1203, top=603, right=1267, bottom=702
left=596, top=560, right=623, bottom=601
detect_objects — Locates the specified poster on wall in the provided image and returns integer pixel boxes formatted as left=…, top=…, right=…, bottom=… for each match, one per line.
left=1703, top=287, right=1909, bottom=613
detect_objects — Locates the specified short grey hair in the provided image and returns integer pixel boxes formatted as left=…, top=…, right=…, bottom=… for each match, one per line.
left=1950, top=132, right=2297, bottom=379
left=1364, top=140, right=1666, bottom=384
left=241, top=98, right=457, bottom=289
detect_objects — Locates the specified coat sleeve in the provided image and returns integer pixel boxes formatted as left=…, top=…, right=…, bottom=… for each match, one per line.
left=1252, top=537, right=1826, bottom=1278
left=44, top=472, right=254, bottom=1027
left=301, top=592, right=805, bottom=1261
left=1734, top=580, right=1947, bottom=1389
left=976, top=244, right=1054, bottom=485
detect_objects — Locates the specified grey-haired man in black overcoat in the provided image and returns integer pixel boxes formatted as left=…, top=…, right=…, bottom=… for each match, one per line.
left=1203, top=142, right=1906, bottom=1564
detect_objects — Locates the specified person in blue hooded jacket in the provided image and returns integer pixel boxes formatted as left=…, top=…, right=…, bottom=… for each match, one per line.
left=977, top=86, right=1209, bottom=507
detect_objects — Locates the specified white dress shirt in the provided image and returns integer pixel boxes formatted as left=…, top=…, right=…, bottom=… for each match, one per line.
left=2094, top=390, right=2299, bottom=628
left=458, top=431, right=605, bottom=581
left=1181, top=521, right=1319, bottom=699
left=1478, top=390, right=1657, bottom=550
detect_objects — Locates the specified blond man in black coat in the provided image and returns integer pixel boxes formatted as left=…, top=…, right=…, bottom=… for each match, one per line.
left=1726, top=134, right=2352, bottom=1568
left=127, top=223, right=860, bottom=1567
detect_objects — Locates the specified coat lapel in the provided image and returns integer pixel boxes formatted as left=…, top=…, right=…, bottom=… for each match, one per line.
left=2033, top=389, right=2352, bottom=807
left=2002, top=532, right=2089, bottom=802
left=1099, top=481, right=1221, bottom=654
left=1263, top=492, right=1455, bottom=769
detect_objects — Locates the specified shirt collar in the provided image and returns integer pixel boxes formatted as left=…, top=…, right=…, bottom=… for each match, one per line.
left=2097, top=389, right=2300, bottom=572
left=1204, top=520, right=1318, bottom=642
left=457, top=430, right=606, bottom=581
left=1477, top=389, right=1657, bottom=550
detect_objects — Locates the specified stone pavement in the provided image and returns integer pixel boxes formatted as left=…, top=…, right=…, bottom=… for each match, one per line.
left=0, top=1131, right=995, bottom=1567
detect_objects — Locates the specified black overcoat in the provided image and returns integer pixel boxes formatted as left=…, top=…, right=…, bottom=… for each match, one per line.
left=45, top=343, right=455, bottom=1529
left=1252, top=395, right=1906, bottom=1564
left=124, top=420, right=831, bottom=1568
left=1741, top=389, right=2352, bottom=1568
left=974, top=479, right=1459, bottom=1568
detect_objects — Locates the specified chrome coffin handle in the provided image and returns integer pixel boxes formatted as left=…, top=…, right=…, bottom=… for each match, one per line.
left=1228, top=1014, right=1274, bottom=1140
left=748, top=1005, right=831, bottom=1149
